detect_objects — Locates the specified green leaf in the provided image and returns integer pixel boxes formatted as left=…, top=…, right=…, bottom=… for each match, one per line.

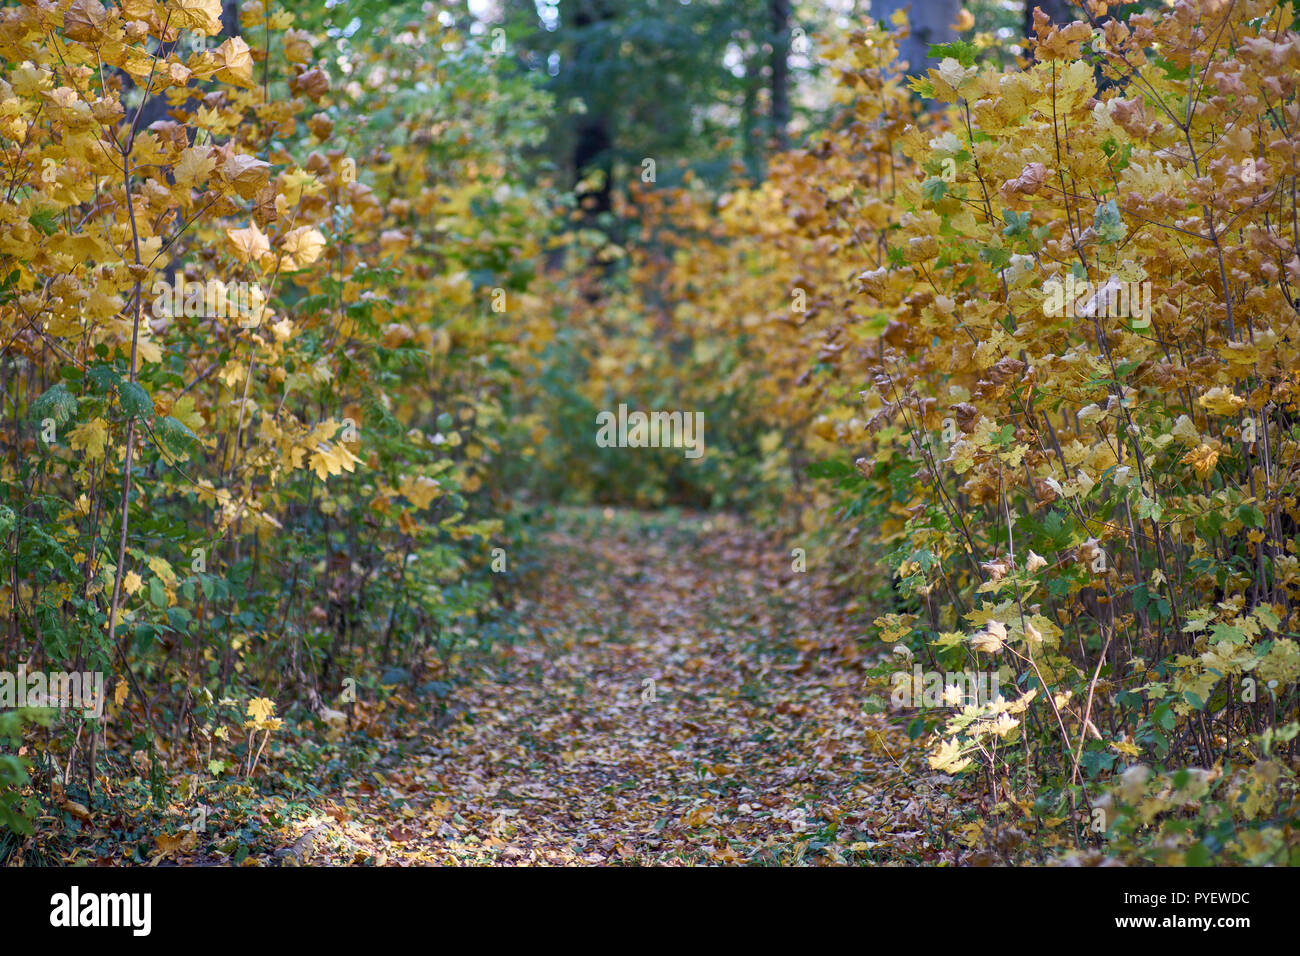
left=1185, top=842, right=1212, bottom=866
left=928, top=40, right=977, bottom=68
left=1236, top=504, right=1264, bottom=529
left=133, top=624, right=156, bottom=656
left=806, top=459, right=855, bottom=479
left=1093, top=198, right=1127, bottom=244
left=1137, top=495, right=1163, bottom=522
left=980, top=244, right=1012, bottom=272
left=1002, top=210, right=1032, bottom=238
left=87, top=364, right=122, bottom=394
left=154, top=415, right=197, bottom=455
left=28, top=207, right=59, bottom=236
left=30, top=382, right=78, bottom=426
left=920, top=177, right=949, bottom=204
left=1210, top=621, right=1247, bottom=644
left=118, top=381, right=154, bottom=421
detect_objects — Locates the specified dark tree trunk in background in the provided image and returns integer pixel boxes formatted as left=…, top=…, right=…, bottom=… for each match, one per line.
left=872, top=0, right=958, bottom=77
left=741, top=56, right=761, bottom=178
left=574, top=116, right=613, bottom=217
left=769, top=0, right=791, bottom=150
left=1024, top=0, right=1079, bottom=40
left=572, top=0, right=614, bottom=224
left=1027, top=2, right=1118, bottom=90
left=129, top=0, right=241, bottom=131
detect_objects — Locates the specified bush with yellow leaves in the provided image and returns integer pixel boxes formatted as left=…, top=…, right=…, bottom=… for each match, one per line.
left=593, top=3, right=1300, bottom=862
left=0, top=0, right=554, bottom=836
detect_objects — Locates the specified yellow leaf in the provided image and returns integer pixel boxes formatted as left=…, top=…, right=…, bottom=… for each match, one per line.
left=167, top=0, right=224, bottom=36
left=247, top=697, right=276, bottom=723
left=684, top=806, right=715, bottom=827
left=169, top=394, right=206, bottom=433
left=1197, top=386, right=1246, bottom=416
left=280, top=226, right=326, bottom=270
left=151, top=830, right=196, bottom=861
left=215, top=36, right=255, bottom=87
left=68, top=418, right=108, bottom=461
left=399, top=475, right=443, bottom=509
left=309, top=441, right=360, bottom=481
left=225, top=222, right=270, bottom=265
left=222, top=153, right=271, bottom=200
left=1180, top=443, right=1220, bottom=478
left=279, top=168, right=324, bottom=206
left=61, top=798, right=92, bottom=821
left=146, top=555, right=178, bottom=586
left=63, top=0, right=109, bottom=42
left=174, top=146, right=217, bottom=189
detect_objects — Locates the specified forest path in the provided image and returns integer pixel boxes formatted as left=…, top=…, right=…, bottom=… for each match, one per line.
left=311, top=509, right=951, bottom=865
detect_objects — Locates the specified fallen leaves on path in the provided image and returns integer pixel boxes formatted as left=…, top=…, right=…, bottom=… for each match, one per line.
left=294, top=509, right=964, bottom=865
left=18, top=509, right=979, bottom=867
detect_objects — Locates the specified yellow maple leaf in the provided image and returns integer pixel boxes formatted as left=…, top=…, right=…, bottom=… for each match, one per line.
left=146, top=555, right=178, bottom=586
left=398, top=475, right=443, bottom=509
left=167, top=0, right=224, bottom=36
left=1180, top=443, right=1220, bottom=478
left=279, top=168, right=324, bottom=206
left=63, top=0, right=111, bottom=42
left=1197, top=386, right=1246, bottom=416
left=222, top=153, right=271, bottom=200
left=169, top=394, right=206, bottom=434
left=174, top=146, right=216, bottom=188
left=68, top=418, right=108, bottom=461
left=280, top=226, right=326, bottom=270
left=225, top=222, right=270, bottom=264
left=215, top=36, right=255, bottom=87
left=309, top=441, right=360, bottom=481
left=247, top=697, right=276, bottom=723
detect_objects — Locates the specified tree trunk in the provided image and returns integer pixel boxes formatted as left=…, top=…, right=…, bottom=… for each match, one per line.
left=742, top=55, right=761, bottom=179
left=769, top=0, right=791, bottom=150
left=574, top=115, right=612, bottom=218
left=572, top=0, right=614, bottom=225
left=872, top=0, right=959, bottom=77
left=1024, top=0, right=1080, bottom=41
left=128, top=0, right=241, bottom=132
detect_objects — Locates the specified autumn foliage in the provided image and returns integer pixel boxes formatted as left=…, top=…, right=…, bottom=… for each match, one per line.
left=557, top=3, right=1300, bottom=862
left=0, top=0, right=553, bottom=842
left=2, top=0, right=1299, bottom=867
